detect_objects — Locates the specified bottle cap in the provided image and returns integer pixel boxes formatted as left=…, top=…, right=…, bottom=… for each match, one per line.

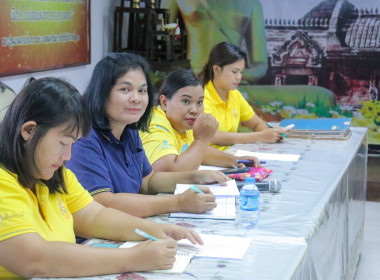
left=245, top=177, right=256, bottom=183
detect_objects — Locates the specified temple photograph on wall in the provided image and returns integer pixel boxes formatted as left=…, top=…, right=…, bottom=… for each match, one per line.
left=152, top=0, right=380, bottom=147
left=260, top=0, right=380, bottom=147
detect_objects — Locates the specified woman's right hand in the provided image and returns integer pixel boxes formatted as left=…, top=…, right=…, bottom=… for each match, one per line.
left=193, top=113, right=219, bottom=143
left=128, top=239, right=178, bottom=271
left=255, top=128, right=287, bottom=143
left=177, top=186, right=216, bottom=213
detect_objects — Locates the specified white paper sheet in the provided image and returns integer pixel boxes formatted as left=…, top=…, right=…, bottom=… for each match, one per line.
left=179, top=233, right=252, bottom=260
left=235, top=149, right=300, bottom=162
left=170, top=195, right=236, bottom=219
left=198, top=164, right=225, bottom=170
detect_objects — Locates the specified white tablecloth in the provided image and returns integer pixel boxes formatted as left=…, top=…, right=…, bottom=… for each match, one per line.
left=33, top=127, right=367, bottom=280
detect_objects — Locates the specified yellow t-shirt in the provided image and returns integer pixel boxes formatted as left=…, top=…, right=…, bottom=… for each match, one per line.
left=204, top=80, right=255, bottom=150
left=0, top=166, right=93, bottom=278
left=139, top=106, right=194, bottom=165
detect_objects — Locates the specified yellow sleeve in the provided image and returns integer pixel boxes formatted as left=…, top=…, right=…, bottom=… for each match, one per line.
left=0, top=173, right=36, bottom=241
left=238, top=91, right=255, bottom=122
left=140, top=124, right=180, bottom=165
left=62, top=168, right=93, bottom=214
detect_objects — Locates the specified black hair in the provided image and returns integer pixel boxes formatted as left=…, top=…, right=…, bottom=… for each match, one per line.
left=199, top=41, right=248, bottom=84
left=84, top=52, right=154, bottom=132
left=159, top=68, right=203, bottom=100
left=0, top=77, right=91, bottom=194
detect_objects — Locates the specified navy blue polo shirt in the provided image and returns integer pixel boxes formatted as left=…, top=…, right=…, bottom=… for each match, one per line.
left=66, top=127, right=152, bottom=195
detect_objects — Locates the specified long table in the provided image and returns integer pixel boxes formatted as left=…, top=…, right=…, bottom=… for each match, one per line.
left=33, top=127, right=367, bottom=280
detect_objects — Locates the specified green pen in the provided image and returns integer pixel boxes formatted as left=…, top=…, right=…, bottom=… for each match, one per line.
left=135, top=228, right=158, bottom=241
left=190, top=185, right=205, bottom=194
left=266, top=122, right=288, bottom=138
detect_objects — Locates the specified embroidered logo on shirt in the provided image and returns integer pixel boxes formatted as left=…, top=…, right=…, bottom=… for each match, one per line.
left=180, top=144, right=189, bottom=153
left=0, top=211, right=24, bottom=221
left=233, top=109, right=238, bottom=119
left=58, top=198, right=71, bottom=219
left=158, top=140, right=175, bottom=150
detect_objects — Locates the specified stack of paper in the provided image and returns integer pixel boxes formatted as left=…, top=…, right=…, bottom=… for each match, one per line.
left=169, top=180, right=239, bottom=220
left=234, top=150, right=300, bottom=162
left=279, top=118, right=352, bottom=139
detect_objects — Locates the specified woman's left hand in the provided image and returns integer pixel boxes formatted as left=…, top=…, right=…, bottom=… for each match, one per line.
left=235, top=156, right=260, bottom=168
left=196, top=170, right=229, bottom=185
left=155, top=224, right=204, bottom=245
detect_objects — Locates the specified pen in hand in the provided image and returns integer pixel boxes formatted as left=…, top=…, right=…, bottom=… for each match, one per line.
left=266, top=122, right=288, bottom=138
left=190, top=185, right=205, bottom=194
left=135, top=228, right=158, bottom=241
left=237, top=159, right=266, bottom=165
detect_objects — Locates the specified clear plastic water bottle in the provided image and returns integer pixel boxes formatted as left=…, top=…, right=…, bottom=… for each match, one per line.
left=237, top=177, right=260, bottom=229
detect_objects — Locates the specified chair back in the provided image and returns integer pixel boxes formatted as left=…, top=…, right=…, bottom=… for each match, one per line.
left=0, top=81, right=16, bottom=122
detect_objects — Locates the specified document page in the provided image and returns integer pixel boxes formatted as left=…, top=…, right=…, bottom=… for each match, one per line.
left=170, top=181, right=238, bottom=219
left=179, top=233, right=252, bottom=260
left=235, top=149, right=300, bottom=162
left=170, top=196, right=236, bottom=219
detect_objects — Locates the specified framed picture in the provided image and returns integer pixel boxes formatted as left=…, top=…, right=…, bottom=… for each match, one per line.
left=0, top=0, right=91, bottom=77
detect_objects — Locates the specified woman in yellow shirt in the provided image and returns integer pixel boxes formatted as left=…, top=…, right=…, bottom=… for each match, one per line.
left=140, top=68, right=258, bottom=172
left=199, top=41, right=288, bottom=151
left=0, top=77, right=202, bottom=278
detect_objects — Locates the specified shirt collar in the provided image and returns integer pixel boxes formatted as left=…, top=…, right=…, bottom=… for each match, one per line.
left=206, top=80, right=226, bottom=105
left=98, top=128, right=128, bottom=144
left=155, top=105, right=188, bottom=137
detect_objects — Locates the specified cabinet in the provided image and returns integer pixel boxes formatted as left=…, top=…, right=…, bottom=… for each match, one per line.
left=113, top=1, right=189, bottom=71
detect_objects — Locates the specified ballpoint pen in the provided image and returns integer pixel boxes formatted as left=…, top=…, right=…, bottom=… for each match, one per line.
left=135, top=228, right=158, bottom=241
left=266, top=122, right=288, bottom=138
left=236, top=159, right=266, bottom=165
left=190, top=185, right=205, bottom=194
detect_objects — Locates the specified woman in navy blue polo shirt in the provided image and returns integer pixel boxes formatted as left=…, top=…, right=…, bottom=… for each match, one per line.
left=66, top=52, right=228, bottom=218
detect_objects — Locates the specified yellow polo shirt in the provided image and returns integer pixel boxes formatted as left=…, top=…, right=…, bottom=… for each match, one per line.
left=139, top=106, right=194, bottom=165
left=204, top=81, right=255, bottom=150
left=0, top=166, right=93, bottom=278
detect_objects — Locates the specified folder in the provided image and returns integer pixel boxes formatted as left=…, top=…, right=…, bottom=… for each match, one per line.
left=279, top=118, right=352, bottom=139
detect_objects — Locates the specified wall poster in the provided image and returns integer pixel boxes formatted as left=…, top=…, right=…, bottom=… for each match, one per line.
left=0, top=0, right=90, bottom=77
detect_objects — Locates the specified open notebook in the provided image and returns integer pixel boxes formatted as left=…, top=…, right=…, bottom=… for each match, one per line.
left=169, top=180, right=239, bottom=220
left=86, top=232, right=252, bottom=274
left=179, top=233, right=252, bottom=260
left=118, top=233, right=252, bottom=261
left=119, top=241, right=197, bottom=274
left=86, top=238, right=196, bottom=274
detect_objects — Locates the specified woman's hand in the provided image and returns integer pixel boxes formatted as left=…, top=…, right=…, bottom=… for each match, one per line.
left=128, top=239, right=178, bottom=271
left=127, top=222, right=203, bottom=270
left=193, top=113, right=219, bottom=143
left=151, top=223, right=203, bottom=245
left=234, top=156, right=260, bottom=167
left=126, top=222, right=203, bottom=271
left=195, top=170, right=229, bottom=185
left=177, top=186, right=216, bottom=214
left=255, top=128, right=287, bottom=143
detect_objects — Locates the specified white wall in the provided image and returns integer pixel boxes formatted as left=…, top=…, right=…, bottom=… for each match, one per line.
left=0, top=0, right=118, bottom=94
